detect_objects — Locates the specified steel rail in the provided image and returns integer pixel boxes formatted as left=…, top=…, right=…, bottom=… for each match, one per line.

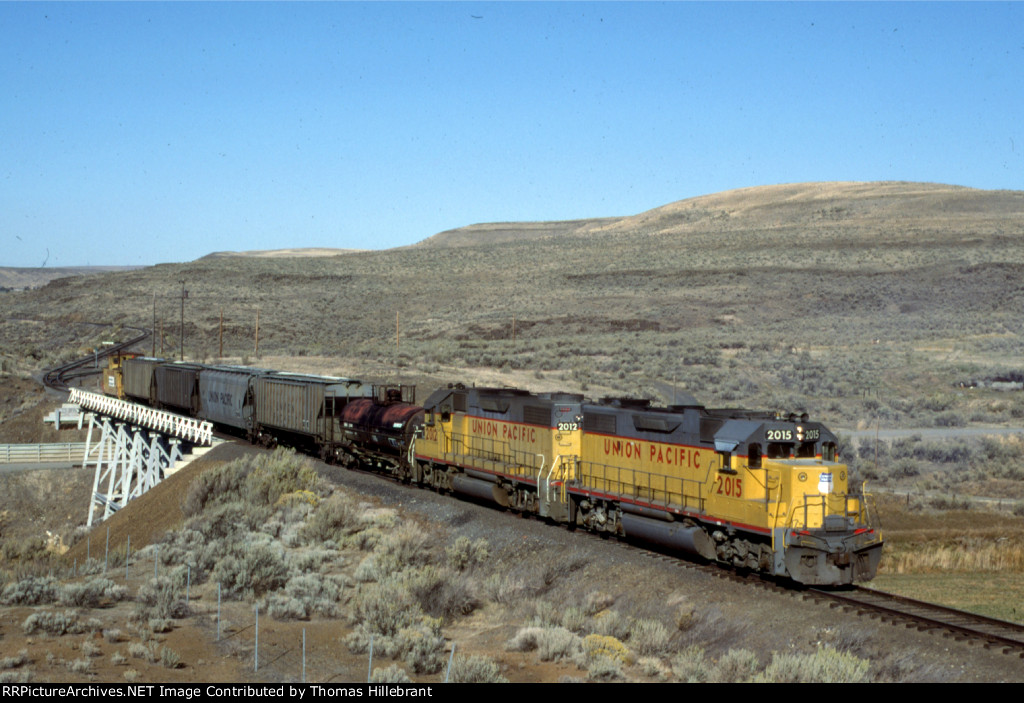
left=628, top=539, right=1024, bottom=659
left=42, top=325, right=150, bottom=392
left=809, top=585, right=1024, bottom=656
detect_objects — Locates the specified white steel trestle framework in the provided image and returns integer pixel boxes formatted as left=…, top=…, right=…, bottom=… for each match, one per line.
left=68, top=389, right=214, bottom=526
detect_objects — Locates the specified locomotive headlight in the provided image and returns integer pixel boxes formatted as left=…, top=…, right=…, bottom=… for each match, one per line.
left=798, top=472, right=807, bottom=482
left=796, top=425, right=805, bottom=441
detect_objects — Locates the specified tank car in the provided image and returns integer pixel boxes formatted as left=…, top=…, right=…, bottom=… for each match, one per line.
left=334, top=385, right=424, bottom=478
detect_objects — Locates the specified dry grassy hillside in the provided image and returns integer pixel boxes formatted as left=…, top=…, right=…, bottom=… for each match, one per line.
left=3, top=181, right=1024, bottom=439
left=3, top=181, right=1024, bottom=682
left=606, top=181, right=1024, bottom=234
left=199, top=248, right=364, bottom=259
left=417, top=218, right=621, bottom=247
left=424, top=181, right=1024, bottom=245
left=0, top=266, right=142, bottom=291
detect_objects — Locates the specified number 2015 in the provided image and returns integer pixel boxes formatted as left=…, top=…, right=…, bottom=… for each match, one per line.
left=716, top=476, right=742, bottom=497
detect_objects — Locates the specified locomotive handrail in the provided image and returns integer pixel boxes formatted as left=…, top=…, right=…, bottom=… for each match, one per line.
left=860, top=482, right=880, bottom=532
left=541, top=454, right=575, bottom=485
left=436, top=423, right=450, bottom=455
left=446, top=431, right=545, bottom=476
left=742, top=464, right=771, bottom=495
left=767, top=468, right=784, bottom=551
left=576, top=459, right=706, bottom=513
left=539, top=453, right=558, bottom=506
left=407, top=436, right=417, bottom=471
left=782, top=491, right=873, bottom=531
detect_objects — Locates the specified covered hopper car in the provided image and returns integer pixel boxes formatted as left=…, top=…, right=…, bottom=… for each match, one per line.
left=103, top=356, right=372, bottom=452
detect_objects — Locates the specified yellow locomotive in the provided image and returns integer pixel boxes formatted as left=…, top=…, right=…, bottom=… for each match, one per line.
left=414, top=385, right=584, bottom=520
left=413, top=385, right=882, bottom=586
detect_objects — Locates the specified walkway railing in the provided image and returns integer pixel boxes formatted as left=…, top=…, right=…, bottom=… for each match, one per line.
left=68, top=388, right=213, bottom=445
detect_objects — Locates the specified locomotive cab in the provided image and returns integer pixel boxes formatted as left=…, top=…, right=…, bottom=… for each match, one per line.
left=717, top=416, right=883, bottom=585
left=101, top=352, right=138, bottom=398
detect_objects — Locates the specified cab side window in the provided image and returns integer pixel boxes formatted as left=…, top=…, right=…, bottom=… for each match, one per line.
left=822, top=441, right=837, bottom=461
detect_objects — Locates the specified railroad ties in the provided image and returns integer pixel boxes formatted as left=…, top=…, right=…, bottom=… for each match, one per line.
left=67, top=389, right=214, bottom=526
left=809, top=585, right=1024, bottom=657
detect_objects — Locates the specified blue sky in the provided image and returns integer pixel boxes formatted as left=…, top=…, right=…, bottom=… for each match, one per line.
left=2, top=2, right=1022, bottom=268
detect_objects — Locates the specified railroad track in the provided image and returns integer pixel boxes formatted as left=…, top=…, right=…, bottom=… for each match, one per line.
left=58, top=367, right=1024, bottom=663
left=41, top=325, right=149, bottom=392
left=808, top=585, right=1024, bottom=657
left=628, top=541, right=1024, bottom=658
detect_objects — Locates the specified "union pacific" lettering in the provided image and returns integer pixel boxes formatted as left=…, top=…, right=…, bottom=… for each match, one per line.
left=602, top=438, right=700, bottom=468
left=470, top=418, right=538, bottom=443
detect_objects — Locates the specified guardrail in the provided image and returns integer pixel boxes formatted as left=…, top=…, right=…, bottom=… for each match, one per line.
left=0, top=443, right=87, bottom=464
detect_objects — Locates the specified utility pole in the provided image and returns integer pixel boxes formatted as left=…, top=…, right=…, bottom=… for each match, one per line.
left=152, top=292, right=156, bottom=356
left=219, top=309, right=224, bottom=359
left=179, top=280, right=187, bottom=361
left=254, top=306, right=260, bottom=359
